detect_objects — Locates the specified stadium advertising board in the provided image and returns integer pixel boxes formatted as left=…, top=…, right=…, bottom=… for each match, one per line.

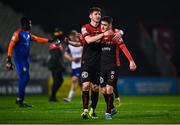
left=0, top=79, right=48, bottom=95
left=117, top=77, right=177, bottom=95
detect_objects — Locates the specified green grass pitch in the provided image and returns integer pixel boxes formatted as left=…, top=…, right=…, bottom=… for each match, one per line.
left=0, top=77, right=180, bottom=124
left=0, top=95, right=180, bottom=124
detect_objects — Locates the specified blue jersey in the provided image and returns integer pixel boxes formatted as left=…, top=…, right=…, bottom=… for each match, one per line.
left=7, top=28, right=49, bottom=101
left=14, top=31, right=31, bottom=61
left=8, top=28, right=48, bottom=62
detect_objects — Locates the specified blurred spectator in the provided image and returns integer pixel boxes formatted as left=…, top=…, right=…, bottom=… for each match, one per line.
left=48, top=28, right=65, bottom=102
left=0, top=45, right=4, bottom=54
left=63, top=30, right=83, bottom=102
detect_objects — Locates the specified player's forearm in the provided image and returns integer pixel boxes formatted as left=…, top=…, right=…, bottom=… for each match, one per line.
left=119, top=44, right=133, bottom=62
left=68, top=41, right=82, bottom=47
left=34, top=37, right=48, bottom=43
left=7, top=41, right=16, bottom=57
left=85, top=33, right=104, bottom=44
left=64, top=52, right=73, bottom=61
left=31, top=34, right=48, bottom=43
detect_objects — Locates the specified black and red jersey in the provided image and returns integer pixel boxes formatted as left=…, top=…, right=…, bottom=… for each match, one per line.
left=100, top=29, right=133, bottom=69
left=81, top=23, right=102, bottom=66
left=101, top=38, right=122, bottom=69
left=101, top=30, right=133, bottom=69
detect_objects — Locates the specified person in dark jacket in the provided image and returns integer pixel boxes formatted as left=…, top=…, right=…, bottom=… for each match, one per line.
left=48, top=28, right=64, bottom=102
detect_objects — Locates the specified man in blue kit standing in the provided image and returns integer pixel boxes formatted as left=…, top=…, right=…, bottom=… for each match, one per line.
left=5, top=17, right=56, bottom=107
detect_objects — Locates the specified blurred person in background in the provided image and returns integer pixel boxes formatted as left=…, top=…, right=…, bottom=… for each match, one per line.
left=5, top=17, right=55, bottom=107
left=48, top=28, right=65, bottom=102
left=63, top=30, right=83, bottom=102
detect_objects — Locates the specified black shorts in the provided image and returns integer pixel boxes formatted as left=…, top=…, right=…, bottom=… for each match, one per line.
left=80, top=64, right=100, bottom=85
left=100, top=67, right=119, bottom=87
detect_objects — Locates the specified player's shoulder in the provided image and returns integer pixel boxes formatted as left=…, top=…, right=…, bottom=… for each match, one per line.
left=11, top=28, right=22, bottom=41
left=81, top=24, right=91, bottom=35
left=82, top=23, right=89, bottom=28
left=13, top=28, right=22, bottom=35
left=113, top=28, right=124, bottom=35
left=81, top=23, right=92, bottom=30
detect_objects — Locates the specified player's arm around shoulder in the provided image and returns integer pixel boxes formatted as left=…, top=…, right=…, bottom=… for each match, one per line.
left=64, top=46, right=73, bottom=62
left=112, top=29, right=124, bottom=41
left=81, top=25, right=103, bottom=44
left=64, top=37, right=82, bottom=47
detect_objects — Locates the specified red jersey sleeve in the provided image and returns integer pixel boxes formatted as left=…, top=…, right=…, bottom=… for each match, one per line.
left=81, top=25, right=91, bottom=38
left=118, top=39, right=133, bottom=62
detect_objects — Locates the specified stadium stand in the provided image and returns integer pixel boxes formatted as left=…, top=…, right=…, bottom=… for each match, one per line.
left=0, top=2, right=51, bottom=79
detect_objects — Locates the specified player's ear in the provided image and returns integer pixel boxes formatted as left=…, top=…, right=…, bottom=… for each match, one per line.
left=89, top=14, right=92, bottom=19
left=109, top=23, right=112, bottom=28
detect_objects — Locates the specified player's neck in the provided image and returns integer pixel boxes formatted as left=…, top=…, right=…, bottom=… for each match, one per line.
left=90, top=21, right=99, bottom=27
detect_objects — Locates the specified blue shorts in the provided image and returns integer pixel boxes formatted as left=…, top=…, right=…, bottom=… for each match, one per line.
left=72, top=68, right=81, bottom=77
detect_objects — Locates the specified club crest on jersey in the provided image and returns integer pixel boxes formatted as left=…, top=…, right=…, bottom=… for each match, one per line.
left=81, top=71, right=88, bottom=78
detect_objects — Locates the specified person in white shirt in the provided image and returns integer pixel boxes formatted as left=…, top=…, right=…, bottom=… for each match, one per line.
left=64, top=30, right=83, bottom=102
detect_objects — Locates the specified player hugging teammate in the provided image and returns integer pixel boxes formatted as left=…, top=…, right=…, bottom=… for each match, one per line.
left=80, top=7, right=134, bottom=120
left=100, top=16, right=136, bottom=120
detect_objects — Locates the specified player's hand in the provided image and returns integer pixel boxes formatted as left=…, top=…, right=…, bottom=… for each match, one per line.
left=5, top=56, right=14, bottom=70
left=64, top=37, right=69, bottom=43
left=73, top=57, right=81, bottom=63
left=129, top=61, right=137, bottom=71
left=112, top=30, right=123, bottom=41
left=77, top=33, right=83, bottom=42
left=103, top=29, right=114, bottom=36
left=53, top=38, right=61, bottom=46
left=49, top=38, right=61, bottom=46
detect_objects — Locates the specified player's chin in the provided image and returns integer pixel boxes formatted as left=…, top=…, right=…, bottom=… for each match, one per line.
left=130, top=68, right=136, bottom=71
left=95, top=19, right=100, bottom=23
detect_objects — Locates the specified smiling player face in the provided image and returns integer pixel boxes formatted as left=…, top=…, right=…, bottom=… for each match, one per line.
left=101, top=21, right=111, bottom=32
left=89, top=11, right=101, bottom=23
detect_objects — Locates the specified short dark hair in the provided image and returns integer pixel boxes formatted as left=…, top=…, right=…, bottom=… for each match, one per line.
left=20, top=17, right=31, bottom=26
left=89, top=7, right=101, bottom=14
left=101, top=16, right=113, bottom=24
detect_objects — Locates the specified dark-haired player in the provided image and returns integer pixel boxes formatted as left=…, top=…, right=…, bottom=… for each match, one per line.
left=100, top=16, right=136, bottom=120
left=80, top=7, right=122, bottom=119
left=6, top=17, right=56, bottom=107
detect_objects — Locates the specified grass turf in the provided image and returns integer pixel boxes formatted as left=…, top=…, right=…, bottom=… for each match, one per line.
left=0, top=95, right=180, bottom=124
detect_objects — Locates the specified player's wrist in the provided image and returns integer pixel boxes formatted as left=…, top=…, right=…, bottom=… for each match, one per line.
left=102, top=32, right=105, bottom=37
left=48, top=39, right=53, bottom=43
left=129, top=60, right=134, bottom=64
left=6, top=56, right=12, bottom=63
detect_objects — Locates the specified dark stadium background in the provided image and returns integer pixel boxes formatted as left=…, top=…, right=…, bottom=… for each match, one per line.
left=0, top=0, right=179, bottom=95
left=0, top=0, right=180, bottom=124
left=1, top=0, right=179, bottom=76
